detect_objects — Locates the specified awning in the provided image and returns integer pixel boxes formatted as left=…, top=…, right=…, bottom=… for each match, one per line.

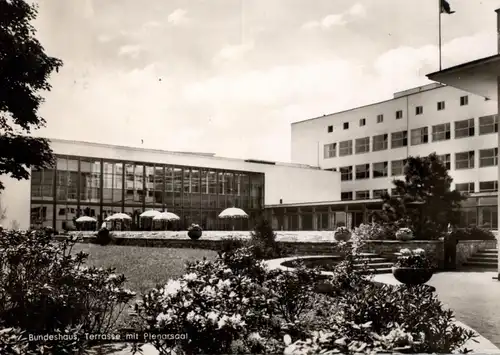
left=426, top=54, right=500, bottom=100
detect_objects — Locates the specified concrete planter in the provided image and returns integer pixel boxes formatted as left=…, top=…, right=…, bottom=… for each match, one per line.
left=391, top=266, right=433, bottom=285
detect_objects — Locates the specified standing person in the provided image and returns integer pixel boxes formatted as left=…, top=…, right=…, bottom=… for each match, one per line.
left=444, top=223, right=458, bottom=270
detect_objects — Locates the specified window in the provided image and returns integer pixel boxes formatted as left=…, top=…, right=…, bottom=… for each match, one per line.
left=460, top=95, right=469, bottom=106
left=355, top=164, right=370, bottom=180
left=396, top=110, right=403, bottom=119
left=391, top=188, right=400, bottom=196
left=454, top=118, right=475, bottom=138
left=376, top=114, right=384, bottom=123
left=341, top=191, right=353, bottom=201
left=479, top=181, right=498, bottom=192
left=327, top=125, right=333, bottom=133
left=372, top=161, right=388, bottom=178
left=410, top=127, right=428, bottom=145
left=437, top=154, right=451, bottom=170
left=437, top=101, right=445, bottom=111
left=343, top=122, right=349, bottom=130
left=391, top=159, right=407, bottom=176
left=416, top=106, right=423, bottom=115
left=355, top=137, right=370, bottom=154
left=323, top=143, right=336, bottom=159
left=455, top=151, right=475, bottom=169
left=432, top=123, right=451, bottom=141
left=373, top=189, right=388, bottom=199
left=372, top=134, right=388, bottom=151
left=479, top=148, right=498, bottom=167
left=455, top=182, right=475, bottom=194
left=479, top=114, right=498, bottom=135
left=355, top=190, right=370, bottom=200
left=391, top=130, right=408, bottom=148
left=359, top=118, right=366, bottom=126
left=340, top=166, right=353, bottom=181
left=339, top=140, right=353, bottom=156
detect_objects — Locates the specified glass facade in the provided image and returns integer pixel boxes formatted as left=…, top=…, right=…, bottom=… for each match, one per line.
left=30, top=155, right=265, bottom=231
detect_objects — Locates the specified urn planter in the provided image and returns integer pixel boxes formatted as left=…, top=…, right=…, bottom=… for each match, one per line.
left=334, top=231, right=351, bottom=242
left=391, top=266, right=434, bottom=285
left=395, top=229, right=414, bottom=241
left=187, top=230, right=202, bottom=240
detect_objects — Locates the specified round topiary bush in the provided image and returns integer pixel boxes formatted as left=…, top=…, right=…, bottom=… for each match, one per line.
left=95, top=227, right=114, bottom=246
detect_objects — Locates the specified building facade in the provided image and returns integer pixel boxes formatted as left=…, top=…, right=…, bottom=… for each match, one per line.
left=0, top=139, right=341, bottom=231
left=287, top=83, right=498, bottom=229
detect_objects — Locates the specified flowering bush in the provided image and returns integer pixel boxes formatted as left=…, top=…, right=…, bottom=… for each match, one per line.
left=134, top=246, right=321, bottom=354
left=352, top=223, right=394, bottom=241
left=395, top=227, right=414, bottom=240
left=0, top=229, right=136, bottom=353
left=394, top=248, right=435, bottom=269
left=134, top=241, right=475, bottom=354
left=334, top=226, right=350, bottom=235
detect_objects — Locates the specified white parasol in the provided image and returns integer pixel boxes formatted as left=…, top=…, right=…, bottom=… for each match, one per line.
left=105, top=213, right=132, bottom=221
left=140, top=210, right=161, bottom=218
left=153, top=211, right=180, bottom=221
left=218, top=207, right=248, bottom=231
left=75, top=216, right=97, bottom=223
left=218, top=207, right=249, bottom=219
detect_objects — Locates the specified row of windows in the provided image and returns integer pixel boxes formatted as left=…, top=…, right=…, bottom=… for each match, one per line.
left=326, top=95, right=471, bottom=133
left=31, top=156, right=265, bottom=208
left=337, top=148, right=498, bottom=181
left=340, top=180, right=498, bottom=201
left=323, top=114, right=498, bottom=158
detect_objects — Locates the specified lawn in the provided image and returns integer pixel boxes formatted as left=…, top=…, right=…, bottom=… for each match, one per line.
left=70, top=243, right=218, bottom=295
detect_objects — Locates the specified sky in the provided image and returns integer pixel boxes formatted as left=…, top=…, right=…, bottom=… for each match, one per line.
left=32, top=0, right=499, bottom=163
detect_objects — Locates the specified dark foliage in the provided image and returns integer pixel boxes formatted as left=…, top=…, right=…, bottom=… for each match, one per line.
left=249, top=219, right=282, bottom=259
left=0, top=229, right=135, bottom=353
left=0, top=0, right=63, bottom=190
left=371, top=153, right=466, bottom=239
left=451, top=227, right=496, bottom=241
left=95, top=227, right=114, bottom=246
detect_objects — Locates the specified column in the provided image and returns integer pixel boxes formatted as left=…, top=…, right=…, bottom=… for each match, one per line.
left=312, top=207, right=318, bottom=230
left=298, top=207, right=303, bottom=231
left=497, top=74, right=500, bottom=280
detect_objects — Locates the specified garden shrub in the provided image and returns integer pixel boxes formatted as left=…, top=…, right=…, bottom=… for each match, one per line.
left=0, top=229, right=136, bottom=353
left=249, top=219, right=282, bottom=260
left=451, top=227, right=496, bottom=241
left=133, top=235, right=476, bottom=355
left=95, top=227, right=114, bottom=245
left=218, top=237, right=249, bottom=258
left=352, top=223, right=394, bottom=241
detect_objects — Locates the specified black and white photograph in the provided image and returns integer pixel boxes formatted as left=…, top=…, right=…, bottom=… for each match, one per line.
left=1, top=0, right=500, bottom=353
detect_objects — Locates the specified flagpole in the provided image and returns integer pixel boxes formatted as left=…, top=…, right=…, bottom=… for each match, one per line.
left=438, top=0, right=442, bottom=70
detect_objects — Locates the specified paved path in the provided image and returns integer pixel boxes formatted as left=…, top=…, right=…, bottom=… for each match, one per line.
left=374, top=270, right=500, bottom=353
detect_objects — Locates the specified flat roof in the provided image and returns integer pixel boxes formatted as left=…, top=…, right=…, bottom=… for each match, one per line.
left=265, top=198, right=383, bottom=208
left=426, top=54, right=500, bottom=99
left=292, top=83, right=446, bottom=125
left=46, top=137, right=321, bottom=170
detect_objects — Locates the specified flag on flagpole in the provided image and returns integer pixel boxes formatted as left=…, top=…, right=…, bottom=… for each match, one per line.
left=441, top=0, right=455, bottom=14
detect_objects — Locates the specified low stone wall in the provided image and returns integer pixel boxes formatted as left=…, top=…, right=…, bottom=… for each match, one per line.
left=63, top=231, right=449, bottom=269
left=359, top=240, right=445, bottom=269
left=456, top=240, right=498, bottom=268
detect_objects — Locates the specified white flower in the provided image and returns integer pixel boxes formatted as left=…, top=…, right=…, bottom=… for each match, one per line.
left=242, top=297, right=249, bottom=305
left=399, top=248, right=411, bottom=255
left=156, top=309, right=175, bottom=325
left=229, top=313, right=245, bottom=327
left=413, top=248, right=425, bottom=255
left=186, top=311, right=196, bottom=322
left=161, top=279, right=182, bottom=296
left=284, top=334, right=292, bottom=345
left=217, top=315, right=229, bottom=329
left=223, top=268, right=232, bottom=275
left=201, top=285, right=217, bottom=298
left=183, top=300, right=192, bottom=307
left=106, top=273, right=118, bottom=282
left=206, top=311, right=219, bottom=324
left=248, top=332, right=262, bottom=342
left=183, top=273, right=198, bottom=281
left=229, top=291, right=237, bottom=298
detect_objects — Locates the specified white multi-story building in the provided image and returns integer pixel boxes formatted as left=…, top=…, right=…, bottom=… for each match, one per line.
left=290, top=83, right=498, bottom=228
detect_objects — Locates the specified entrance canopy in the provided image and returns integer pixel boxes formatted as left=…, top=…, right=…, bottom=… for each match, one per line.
left=426, top=54, right=500, bottom=100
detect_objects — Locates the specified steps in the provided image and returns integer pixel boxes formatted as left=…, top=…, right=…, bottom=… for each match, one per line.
left=463, top=248, right=498, bottom=268
left=353, top=253, right=393, bottom=274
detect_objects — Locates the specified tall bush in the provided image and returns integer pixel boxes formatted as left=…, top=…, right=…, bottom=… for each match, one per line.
left=372, top=153, right=466, bottom=239
left=249, top=219, right=281, bottom=259
left=0, top=230, right=135, bottom=353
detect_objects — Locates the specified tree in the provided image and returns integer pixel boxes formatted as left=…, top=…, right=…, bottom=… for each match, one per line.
left=372, top=153, right=466, bottom=239
left=0, top=0, right=62, bottom=190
